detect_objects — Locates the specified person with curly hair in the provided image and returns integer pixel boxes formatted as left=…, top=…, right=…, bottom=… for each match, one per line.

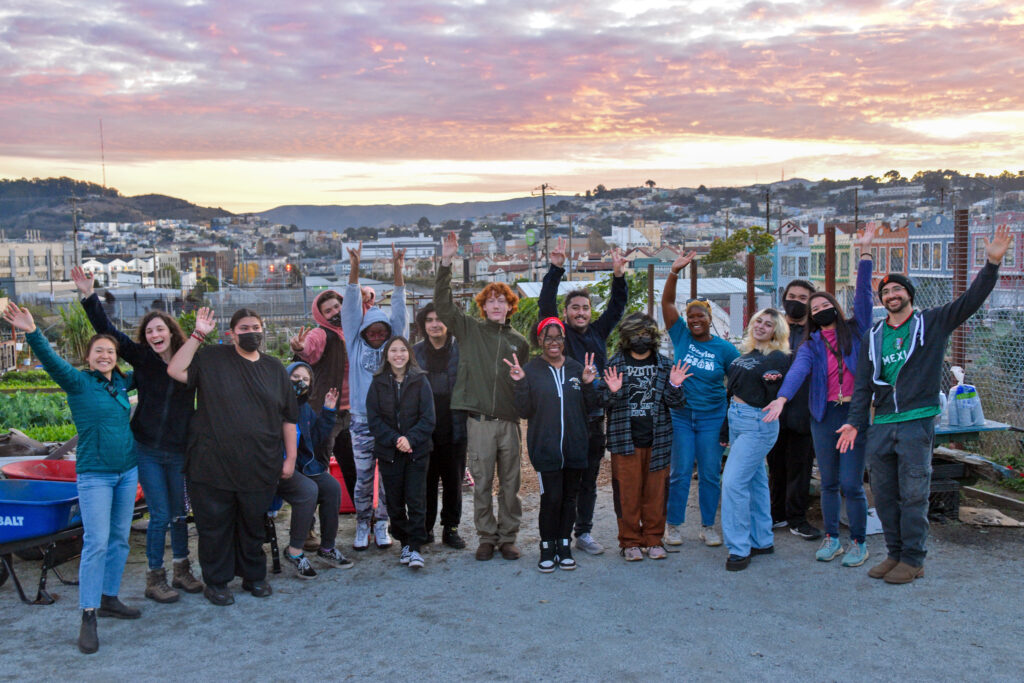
left=435, top=232, right=530, bottom=562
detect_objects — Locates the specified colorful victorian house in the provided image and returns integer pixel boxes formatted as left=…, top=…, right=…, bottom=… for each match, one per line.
left=909, top=213, right=955, bottom=304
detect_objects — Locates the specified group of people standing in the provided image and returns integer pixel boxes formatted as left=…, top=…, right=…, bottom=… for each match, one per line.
left=3, top=224, right=1011, bottom=655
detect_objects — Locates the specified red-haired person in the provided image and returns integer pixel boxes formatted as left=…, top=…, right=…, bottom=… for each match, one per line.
left=435, top=233, right=530, bottom=561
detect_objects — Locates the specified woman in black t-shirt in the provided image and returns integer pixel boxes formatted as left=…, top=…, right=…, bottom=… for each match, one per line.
left=720, top=308, right=791, bottom=572
left=168, top=308, right=299, bottom=605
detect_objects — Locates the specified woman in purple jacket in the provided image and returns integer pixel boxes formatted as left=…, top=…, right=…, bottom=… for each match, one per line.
left=763, top=226, right=876, bottom=567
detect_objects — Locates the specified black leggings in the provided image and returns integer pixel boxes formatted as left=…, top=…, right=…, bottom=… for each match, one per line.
left=538, top=469, right=584, bottom=541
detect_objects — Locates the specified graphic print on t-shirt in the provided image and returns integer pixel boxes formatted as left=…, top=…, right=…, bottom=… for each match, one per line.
left=682, top=343, right=719, bottom=373
left=622, top=361, right=657, bottom=417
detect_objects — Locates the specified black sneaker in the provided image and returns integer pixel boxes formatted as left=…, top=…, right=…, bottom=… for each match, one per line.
left=241, top=579, right=273, bottom=597
left=537, top=541, right=556, bottom=573
left=317, top=547, right=354, bottom=569
left=286, top=553, right=318, bottom=579
left=557, top=538, right=576, bottom=570
left=203, top=583, right=235, bottom=606
left=442, top=525, right=467, bottom=549
left=726, top=554, right=751, bottom=571
left=751, top=545, right=775, bottom=556
left=790, top=521, right=823, bottom=540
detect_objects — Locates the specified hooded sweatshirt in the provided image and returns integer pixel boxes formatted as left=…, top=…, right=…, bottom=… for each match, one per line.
left=298, top=289, right=350, bottom=411
left=341, top=282, right=407, bottom=420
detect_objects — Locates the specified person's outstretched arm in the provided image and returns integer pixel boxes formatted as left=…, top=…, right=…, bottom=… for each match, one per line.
left=662, top=249, right=696, bottom=331
left=167, top=307, right=215, bottom=383
left=591, top=248, right=628, bottom=339
left=434, top=232, right=469, bottom=339
left=4, top=303, right=87, bottom=394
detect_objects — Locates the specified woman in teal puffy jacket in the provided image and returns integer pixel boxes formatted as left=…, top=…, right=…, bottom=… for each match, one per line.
left=4, top=302, right=139, bottom=655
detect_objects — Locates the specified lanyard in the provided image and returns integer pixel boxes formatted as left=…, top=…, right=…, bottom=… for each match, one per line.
left=821, top=335, right=846, bottom=403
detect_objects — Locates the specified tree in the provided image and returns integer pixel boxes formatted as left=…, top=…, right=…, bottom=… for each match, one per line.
left=883, top=169, right=904, bottom=185
left=417, top=216, right=431, bottom=231
left=704, top=227, right=775, bottom=277
left=645, top=179, right=656, bottom=189
left=594, top=184, right=607, bottom=197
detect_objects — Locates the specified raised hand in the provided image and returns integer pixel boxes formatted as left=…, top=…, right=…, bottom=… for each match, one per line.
left=323, top=387, right=339, bottom=410
left=502, top=352, right=524, bottom=381
left=669, top=361, right=692, bottom=386
left=347, top=241, right=362, bottom=269
left=762, top=396, right=787, bottom=423
left=581, top=352, right=597, bottom=384
left=985, top=224, right=1013, bottom=265
left=194, top=307, right=216, bottom=336
left=603, top=366, right=623, bottom=393
left=3, top=302, right=36, bottom=333
left=392, top=244, right=406, bottom=269
left=396, top=436, right=412, bottom=453
left=611, top=248, right=627, bottom=277
left=361, top=286, right=376, bottom=307
left=550, top=237, right=567, bottom=268
left=671, top=249, right=697, bottom=275
left=441, top=232, right=459, bottom=265
left=835, top=424, right=858, bottom=453
left=70, top=266, right=95, bottom=298
left=289, top=326, right=310, bottom=353
left=858, top=221, right=878, bottom=250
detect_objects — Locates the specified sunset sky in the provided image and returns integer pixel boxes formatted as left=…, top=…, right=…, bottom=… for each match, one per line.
left=2, top=0, right=1023, bottom=212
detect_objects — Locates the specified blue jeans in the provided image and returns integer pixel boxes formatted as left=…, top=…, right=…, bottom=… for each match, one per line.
left=721, top=401, right=777, bottom=557
left=811, top=403, right=868, bottom=543
left=667, top=405, right=727, bottom=526
left=76, top=468, right=139, bottom=609
left=136, top=443, right=189, bottom=569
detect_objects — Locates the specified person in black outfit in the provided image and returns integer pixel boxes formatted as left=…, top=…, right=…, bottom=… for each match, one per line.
left=366, top=336, right=436, bottom=570
left=506, top=317, right=599, bottom=573
left=767, top=278, right=822, bottom=540
left=538, top=237, right=627, bottom=556
left=168, top=308, right=299, bottom=605
left=413, top=304, right=468, bottom=549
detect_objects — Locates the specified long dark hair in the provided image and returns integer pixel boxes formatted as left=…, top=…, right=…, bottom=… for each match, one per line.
left=136, top=311, right=187, bottom=355
left=374, top=336, right=421, bottom=376
left=805, top=291, right=852, bottom=355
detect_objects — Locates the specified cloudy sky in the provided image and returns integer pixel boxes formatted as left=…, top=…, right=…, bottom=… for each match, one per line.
left=2, top=0, right=1022, bottom=211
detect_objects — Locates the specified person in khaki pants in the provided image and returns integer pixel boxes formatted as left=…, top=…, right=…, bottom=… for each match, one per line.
left=434, top=232, right=530, bottom=561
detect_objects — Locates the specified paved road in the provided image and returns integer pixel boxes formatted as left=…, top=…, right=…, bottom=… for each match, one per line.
left=2, top=485, right=1023, bottom=681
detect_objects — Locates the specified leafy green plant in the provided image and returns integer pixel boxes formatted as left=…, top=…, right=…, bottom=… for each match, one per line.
left=22, top=423, right=77, bottom=442
left=58, top=304, right=92, bottom=363
left=0, top=391, right=73, bottom=428
left=0, top=370, right=59, bottom=389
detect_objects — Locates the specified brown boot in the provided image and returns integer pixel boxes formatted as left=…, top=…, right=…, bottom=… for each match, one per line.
left=883, top=562, right=924, bottom=585
left=475, top=542, right=495, bottom=561
left=171, top=558, right=204, bottom=594
left=499, top=542, right=521, bottom=560
left=867, top=557, right=900, bottom=579
left=145, top=569, right=180, bottom=604
left=303, top=527, right=321, bottom=552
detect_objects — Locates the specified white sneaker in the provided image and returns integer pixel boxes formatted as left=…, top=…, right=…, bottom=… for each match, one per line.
left=575, top=533, right=605, bottom=555
left=408, top=550, right=425, bottom=569
left=699, top=526, right=723, bottom=547
left=400, top=545, right=411, bottom=564
left=374, top=520, right=392, bottom=549
left=664, top=524, right=683, bottom=547
left=353, top=521, right=370, bottom=550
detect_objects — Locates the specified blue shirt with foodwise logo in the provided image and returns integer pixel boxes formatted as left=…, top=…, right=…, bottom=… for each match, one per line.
left=668, top=319, right=739, bottom=413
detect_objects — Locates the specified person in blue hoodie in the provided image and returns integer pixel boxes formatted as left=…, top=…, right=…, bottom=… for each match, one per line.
left=837, top=224, right=1011, bottom=585
left=5, top=302, right=140, bottom=655
left=342, top=242, right=407, bottom=551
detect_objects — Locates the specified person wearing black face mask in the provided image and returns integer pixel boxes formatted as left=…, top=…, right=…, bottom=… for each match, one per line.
left=766, top=277, right=821, bottom=540
left=764, top=225, right=877, bottom=568
left=168, top=308, right=299, bottom=605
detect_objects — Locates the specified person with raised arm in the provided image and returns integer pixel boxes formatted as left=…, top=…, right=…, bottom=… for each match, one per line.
left=4, top=302, right=140, bottom=654
left=762, top=224, right=877, bottom=567
left=661, top=248, right=739, bottom=550
left=538, top=237, right=627, bottom=556
left=167, top=307, right=298, bottom=606
left=435, top=232, right=530, bottom=562
left=70, top=266, right=203, bottom=604
left=602, top=313, right=691, bottom=562
left=341, top=243, right=408, bottom=551
left=836, top=224, right=1012, bottom=585
left=506, top=320, right=599, bottom=572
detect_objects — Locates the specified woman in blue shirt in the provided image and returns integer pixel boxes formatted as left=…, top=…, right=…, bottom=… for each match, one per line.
left=661, top=251, right=739, bottom=549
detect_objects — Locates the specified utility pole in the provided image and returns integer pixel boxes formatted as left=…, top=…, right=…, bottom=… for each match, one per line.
left=724, top=209, right=730, bottom=239
left=533, top=183, right=553, bottom=262
left=567, top=214, right=575, bottom=281
left=69, top=197, right=80, bottom=267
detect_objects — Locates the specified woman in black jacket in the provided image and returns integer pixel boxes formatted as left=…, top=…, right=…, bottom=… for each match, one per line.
left=506, top=317, right=598, bottom=573
left=366, top=336, right=436, bottom=570
left=71, top=266, right=203, bottom=603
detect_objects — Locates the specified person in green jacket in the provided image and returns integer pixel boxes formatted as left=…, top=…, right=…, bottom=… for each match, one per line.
left=435, top=232, right=530, bottom=562
left=4, top=302, right=140, bottom=655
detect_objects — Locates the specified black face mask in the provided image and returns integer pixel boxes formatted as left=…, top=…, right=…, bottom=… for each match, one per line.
left=328, top=313, right=342, bottom=328
left=292, top=379, right=309, bottom=398
left=811, top=308, right=839, bottom=327
left=783, top=299, right=807, bottom=320
left=630, top=335, right=655, bottom=354
left=237, top=332, right=263, bottom=352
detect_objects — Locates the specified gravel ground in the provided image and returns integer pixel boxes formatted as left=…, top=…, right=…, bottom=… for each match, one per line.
left=2, top=477, right=1023, bottom=681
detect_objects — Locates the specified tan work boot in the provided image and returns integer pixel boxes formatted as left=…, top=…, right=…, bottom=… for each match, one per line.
left=867, top=557, right=900, bottom=579
left=304, top=527, right=321, bottom=552
left=145, top=568, right=180, bottom=603
left=475, top=542, right=495, bottom=561
left=884, top=562, right=924, bottom=585
left=171, top=558, right=204, bottom=594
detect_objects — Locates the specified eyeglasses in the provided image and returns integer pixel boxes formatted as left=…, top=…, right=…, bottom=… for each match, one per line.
left=542, top=335, right=565, bottom=344
left=686, top=296, right=709, bottom=305
left=880, top=285, right=907, bottom=296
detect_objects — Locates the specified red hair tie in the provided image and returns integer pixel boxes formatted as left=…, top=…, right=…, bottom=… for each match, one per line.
left=537, top=317, right=565, bottom=337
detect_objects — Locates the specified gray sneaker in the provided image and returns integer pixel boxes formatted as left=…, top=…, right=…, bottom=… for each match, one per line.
left=400, top=545, right=411, bottom=564
left=575, top=533, right=605, bottom=555
left=408, top=550, right=425, bottom=569
left=353, top=521, right=370, bottom=550
left=374, top=520, right=393, bottom=549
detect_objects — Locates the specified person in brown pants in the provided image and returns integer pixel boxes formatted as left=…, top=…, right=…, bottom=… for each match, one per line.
left=602, top=313, right=690, bottom=561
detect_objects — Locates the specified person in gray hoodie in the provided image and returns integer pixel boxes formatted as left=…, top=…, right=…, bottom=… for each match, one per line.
left=341, top=242, right=408, bottom=551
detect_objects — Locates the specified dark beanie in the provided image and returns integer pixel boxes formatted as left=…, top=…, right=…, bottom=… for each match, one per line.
left=877, top=273, right=915, bottom=302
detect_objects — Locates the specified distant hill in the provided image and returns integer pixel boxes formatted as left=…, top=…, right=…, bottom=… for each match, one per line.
left=0, top=177, right=232, bottom=237
left=257, top=197, right=544, bottom=231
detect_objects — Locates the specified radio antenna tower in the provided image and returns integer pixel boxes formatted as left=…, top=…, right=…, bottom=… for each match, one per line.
left=99, top=118, right=107, bottom=188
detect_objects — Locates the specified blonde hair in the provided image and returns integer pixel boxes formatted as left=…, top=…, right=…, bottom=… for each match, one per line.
left=738, top=307, right=790, bottom=355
